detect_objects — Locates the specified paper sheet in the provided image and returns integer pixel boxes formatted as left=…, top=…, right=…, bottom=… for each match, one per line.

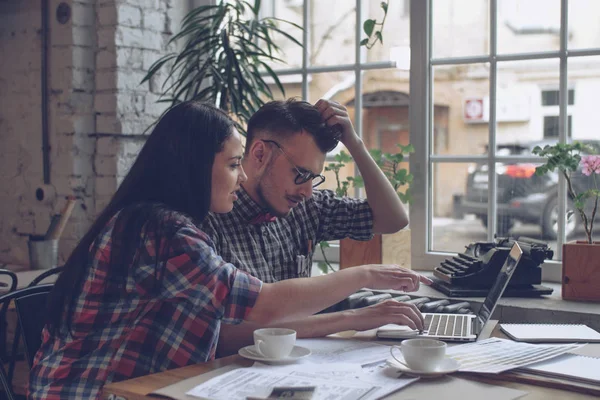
left=447, top=337, right=583, bottom=373
left=185, top=362, right=417, bottom=400
left=296, top=338, right=392, bottom=365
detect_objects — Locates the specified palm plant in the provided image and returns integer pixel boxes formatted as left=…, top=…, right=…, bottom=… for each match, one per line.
left=142, top=0, right=301, bottom=131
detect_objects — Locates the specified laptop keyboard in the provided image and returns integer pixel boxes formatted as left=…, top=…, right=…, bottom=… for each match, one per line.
left=424, top=314, right=469, bottom=337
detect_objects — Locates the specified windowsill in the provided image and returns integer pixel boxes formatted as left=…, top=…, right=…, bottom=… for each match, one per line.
left=311, top=264, right=600, bottom=331
left=387, top=271, right=600, bottom=331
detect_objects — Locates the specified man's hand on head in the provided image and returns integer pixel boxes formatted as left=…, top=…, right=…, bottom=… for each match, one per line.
left=314, top=99, right=360, bottom=148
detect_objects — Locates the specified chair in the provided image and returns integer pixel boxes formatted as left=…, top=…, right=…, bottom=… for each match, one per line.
left=0, top=285, right=54, bottom=400
left=0, top=270, right=18, bottom=361
left=6, top=266, right=62, bottom=387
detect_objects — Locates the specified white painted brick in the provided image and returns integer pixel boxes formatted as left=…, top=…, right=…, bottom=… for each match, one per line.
left=119, top=118, right=150, bottom=135
left=144, top=93, right=168, bottom=117
left=117, top=70, right=148, bottom=91
left=115, top=47, right=143, bottom=70
left=143, top=9, right=165, bottom=32
left=122, top=0, right=159, bottom=10
left=141, top=49, right=162, bottom=70
left=116, top=92, right=145, bottom=115
left=116, top=4, right=143, bottom=28
left=120, top=138, right=146, bottom=157
left=115, top=26, right=163, bottom=50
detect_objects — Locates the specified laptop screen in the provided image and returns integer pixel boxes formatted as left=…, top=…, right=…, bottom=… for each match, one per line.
left=476, top=242, right=523, bottom=328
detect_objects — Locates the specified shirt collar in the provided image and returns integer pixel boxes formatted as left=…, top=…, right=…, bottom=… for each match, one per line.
left=231, top=186, right=270, bottom=223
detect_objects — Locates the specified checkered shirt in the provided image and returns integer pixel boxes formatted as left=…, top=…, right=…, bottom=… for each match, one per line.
left=200, top=188, right=374, bottom=282
left=28, top=213, right=262, bottom=400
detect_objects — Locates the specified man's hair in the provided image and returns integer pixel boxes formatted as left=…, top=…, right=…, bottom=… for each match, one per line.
left=246, top=98, right=339, bottom=153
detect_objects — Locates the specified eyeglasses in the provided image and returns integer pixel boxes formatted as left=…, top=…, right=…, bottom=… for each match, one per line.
left=262, top=140, right=326, bottom=188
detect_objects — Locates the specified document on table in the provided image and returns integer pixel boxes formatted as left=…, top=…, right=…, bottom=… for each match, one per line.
left=185, top=362, right=418, bottom=400
left=296, top=338, right=392, bottom=365
left=446, top=337, right=583, bottom=373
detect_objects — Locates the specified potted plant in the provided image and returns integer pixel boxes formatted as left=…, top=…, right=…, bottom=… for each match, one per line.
left=532, top=142, right=600, bottom=301
left=317, top=143, right=414, bottom=273
left=141, top=0, right=301, bottom=131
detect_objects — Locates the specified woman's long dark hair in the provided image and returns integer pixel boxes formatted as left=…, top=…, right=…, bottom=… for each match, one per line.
left=47, top=101, right=234, bottom=336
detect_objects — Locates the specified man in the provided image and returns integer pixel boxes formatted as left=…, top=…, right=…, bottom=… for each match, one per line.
left=201, top=98, right=430, bottom=356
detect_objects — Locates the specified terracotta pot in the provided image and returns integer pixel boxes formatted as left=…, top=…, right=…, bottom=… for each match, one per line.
left=562, top=241, right=600, bottom=302
left=339, top=229, right=411, bottom=270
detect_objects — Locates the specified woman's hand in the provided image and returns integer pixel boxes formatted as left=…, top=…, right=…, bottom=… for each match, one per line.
left=363, top=264, right=433, bottom=292
left=348, top=299, right=425, bottom=331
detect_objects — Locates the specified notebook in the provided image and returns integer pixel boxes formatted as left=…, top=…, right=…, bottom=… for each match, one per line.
left=520, top=353, right=600, bottom=385
left=500, top=323, right=600, bottom=343
left=377, top=242, right=523, bottom=342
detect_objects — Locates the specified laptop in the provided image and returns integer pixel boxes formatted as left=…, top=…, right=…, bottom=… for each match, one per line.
left=377, top=242, right=523, bottom=342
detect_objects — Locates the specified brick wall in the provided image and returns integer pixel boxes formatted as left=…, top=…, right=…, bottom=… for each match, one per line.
left=0, top=0, right=188, bottom=267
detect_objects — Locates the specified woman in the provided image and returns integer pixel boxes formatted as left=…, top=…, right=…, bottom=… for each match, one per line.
left=28, top=101, right=428, bottom=399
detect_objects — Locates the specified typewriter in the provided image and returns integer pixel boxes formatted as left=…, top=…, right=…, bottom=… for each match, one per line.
left=431, top=236, right=554, bottom=297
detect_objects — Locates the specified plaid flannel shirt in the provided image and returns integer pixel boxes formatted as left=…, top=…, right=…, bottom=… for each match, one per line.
left=28, top=213, right=262, bottom=399
left=200, top=188, right=374, bottom=282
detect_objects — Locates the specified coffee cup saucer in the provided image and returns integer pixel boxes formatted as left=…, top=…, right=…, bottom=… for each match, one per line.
left=386, top=357, right=460, bottom=378
left=238, top=345, right=311, bottom=363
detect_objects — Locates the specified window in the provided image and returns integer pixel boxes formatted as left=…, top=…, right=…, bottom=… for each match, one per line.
left=544, top=115, right=572, bottom=138
left=411, top=0, right=600, bottom=283
left=265, top=0, right=600, bottom=283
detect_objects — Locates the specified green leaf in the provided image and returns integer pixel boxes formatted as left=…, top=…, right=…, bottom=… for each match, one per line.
left=381, top=1, right=388, bottom=13
left=363, top=19, right=376, bottom=37
left=375, top=31, right=383, bottom=44
left=360, top=38, right=369, bottom=46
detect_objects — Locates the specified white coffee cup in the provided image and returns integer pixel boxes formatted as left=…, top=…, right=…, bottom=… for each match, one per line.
left=253, top=328, right=297, bottom=359
left=390, top=338, right=447, bottom=372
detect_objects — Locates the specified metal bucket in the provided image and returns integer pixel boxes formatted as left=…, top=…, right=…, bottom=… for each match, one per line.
left=28, top=235, right=58, bottom=270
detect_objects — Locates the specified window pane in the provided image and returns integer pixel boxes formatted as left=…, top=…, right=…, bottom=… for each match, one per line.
left=307, top=71, right=354, bottom=103
left=267, top=74, right=304, bottom=101
left=432, top=162, right=486, bottom=253
left=263, top=0, right=304, bottom=70
left=432, top=63, right=490, bottom=156
left=496, top=58, right=561, bottom=145
left=541, top=89, right=574, bottom=106
left=311, top=0, right=356, bottom=67
left=568, top=0, right=600, bottom=50
left=497, top=0, right=561, bottom=55
left=363, top=0, right=410, bottom=64
left=432, top=0, right=489, bottom=59
left=569, top=56, right=600, bottom=142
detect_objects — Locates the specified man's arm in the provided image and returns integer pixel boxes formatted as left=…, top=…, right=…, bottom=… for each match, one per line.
left=217, top=298, right=422, bottom=357
left=315, top=99, right=408, bottom=234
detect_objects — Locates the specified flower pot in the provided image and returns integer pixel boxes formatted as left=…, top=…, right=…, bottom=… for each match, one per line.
left=340, top=229, right=411, bottom=270
left=562, top=241, right=600, bottom=302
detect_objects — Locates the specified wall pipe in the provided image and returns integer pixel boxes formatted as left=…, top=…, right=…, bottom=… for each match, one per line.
left=41, top=0, right=50, bottom=184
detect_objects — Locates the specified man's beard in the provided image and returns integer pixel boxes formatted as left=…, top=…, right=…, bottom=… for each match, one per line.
left=255, top=181, right=289, bottom=218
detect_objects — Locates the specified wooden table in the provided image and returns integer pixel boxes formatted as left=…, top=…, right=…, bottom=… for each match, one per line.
left=102, top=334, right=600, bottom=400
